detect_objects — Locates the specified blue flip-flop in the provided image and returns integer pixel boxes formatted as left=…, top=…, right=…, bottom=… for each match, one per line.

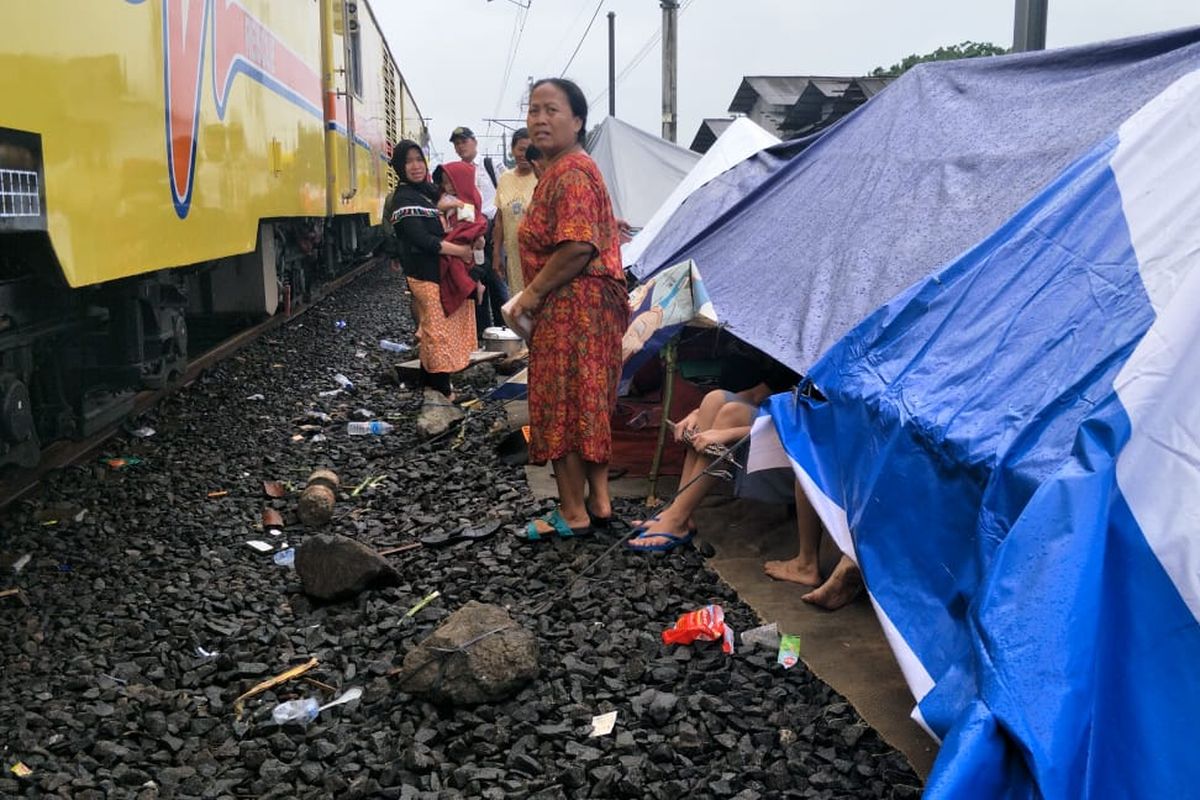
left=520, top=509, right=593, bottom=541
left=623, top=528, right=695, bottom=553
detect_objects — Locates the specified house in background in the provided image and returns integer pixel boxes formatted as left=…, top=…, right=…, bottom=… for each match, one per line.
left=689, top=117, right=734, bottom=154
left=691, top=75, right=896, bottom=153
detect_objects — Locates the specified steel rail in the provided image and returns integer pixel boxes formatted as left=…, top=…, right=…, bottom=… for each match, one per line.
left=0, top=256, right=385, bottom=511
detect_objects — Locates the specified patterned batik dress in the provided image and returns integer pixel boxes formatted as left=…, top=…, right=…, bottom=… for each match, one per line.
left=517, top=151, right=630, bottom=465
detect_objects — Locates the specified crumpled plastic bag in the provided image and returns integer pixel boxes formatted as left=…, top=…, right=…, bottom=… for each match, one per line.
left=661, top=604, right=735, bottom=654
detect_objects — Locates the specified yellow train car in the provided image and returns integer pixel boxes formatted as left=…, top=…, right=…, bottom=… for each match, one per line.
left=0, top=0, right=424, bottom=467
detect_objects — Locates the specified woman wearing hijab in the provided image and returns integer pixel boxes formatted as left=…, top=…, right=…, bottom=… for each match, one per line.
left=387, top=140, right=477, bottom=399
left=510, top=78, right=629, bottom=540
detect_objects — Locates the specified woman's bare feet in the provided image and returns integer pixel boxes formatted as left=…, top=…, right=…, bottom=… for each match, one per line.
left=763, top=555, right=822, bottom=587
left=801, top=556, right=863, bottom=610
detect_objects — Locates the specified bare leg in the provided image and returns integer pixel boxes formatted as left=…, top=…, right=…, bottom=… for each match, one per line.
left=626, top=459, right=719, bottom=549
left=632, top=390, right=730, bottom=528
left=630, top=400, right=755, bottom=547
left=802, top=555, right=864, bottom=610
left=584, top=459, right=611, bottom=520
left=764, top=481, right=823, bottom=586
left=530, top=452, right=591, bottom=535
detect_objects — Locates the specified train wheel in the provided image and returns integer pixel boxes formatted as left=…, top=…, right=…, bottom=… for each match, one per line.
left=0, top=372, right=41, bottom=468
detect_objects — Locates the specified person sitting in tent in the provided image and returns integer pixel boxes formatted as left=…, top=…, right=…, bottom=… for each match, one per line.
left=763, top=483, right=864, bottom=610
left=625, top=355, right=798, bottom=552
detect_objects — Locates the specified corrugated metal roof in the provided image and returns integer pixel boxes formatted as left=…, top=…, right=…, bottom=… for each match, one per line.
left=855, top=76, right=895, bottom=98
left=689, top=117, right=735, bottom=154
left=729, top=76, right=840, bottom=112
left=781, top=79, right=855, bottom=130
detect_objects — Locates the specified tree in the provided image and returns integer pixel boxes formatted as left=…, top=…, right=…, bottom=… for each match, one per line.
left=871, top=41, right=1009, bottom=77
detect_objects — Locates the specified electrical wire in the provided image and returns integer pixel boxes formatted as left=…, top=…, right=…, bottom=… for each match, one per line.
left=560, top=0, right=605, bottom=77
left=589, top=0, right=694, bottom=107
left=493, top=3, right=531, bottom=118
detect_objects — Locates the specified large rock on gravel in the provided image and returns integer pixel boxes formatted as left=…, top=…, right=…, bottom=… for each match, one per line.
left=416, top=388, right=464, bottom=438
left=294, top=534, right=401, bottom=601
left=399, top=601, right=538, bottom=705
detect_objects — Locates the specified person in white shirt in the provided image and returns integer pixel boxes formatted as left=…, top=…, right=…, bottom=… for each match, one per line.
left=450, top=126, right=506, bottom=334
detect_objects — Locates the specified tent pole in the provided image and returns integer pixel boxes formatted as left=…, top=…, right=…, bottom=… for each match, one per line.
left=647, top=338, right=678, bottom=506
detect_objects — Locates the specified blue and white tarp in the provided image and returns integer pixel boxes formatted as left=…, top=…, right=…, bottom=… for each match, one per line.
left=631, top=27, right=1200, bottom=377
left=752, top=68, right=1200, bottom=798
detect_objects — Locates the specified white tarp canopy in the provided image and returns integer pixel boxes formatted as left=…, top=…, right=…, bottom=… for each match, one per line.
left=586, top=116, right=700, bottom=230
left=622, top=117, right=779, bottom=268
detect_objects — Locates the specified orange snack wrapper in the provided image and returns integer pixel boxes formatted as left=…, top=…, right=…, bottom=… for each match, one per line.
left=661, top=604, right=735, bottom=654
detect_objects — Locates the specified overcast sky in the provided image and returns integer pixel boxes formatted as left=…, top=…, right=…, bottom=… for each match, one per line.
left=373, top=1, right=1197, bottom=164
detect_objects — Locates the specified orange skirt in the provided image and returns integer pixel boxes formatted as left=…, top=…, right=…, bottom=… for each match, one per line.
left=407, top=277, right=475, bottom=374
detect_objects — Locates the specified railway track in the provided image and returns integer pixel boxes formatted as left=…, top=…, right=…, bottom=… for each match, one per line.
left=0, top=257, right=385, bottom=511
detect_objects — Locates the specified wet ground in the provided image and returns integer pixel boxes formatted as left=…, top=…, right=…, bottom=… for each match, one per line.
left=0, top=266, right=922, bottom=799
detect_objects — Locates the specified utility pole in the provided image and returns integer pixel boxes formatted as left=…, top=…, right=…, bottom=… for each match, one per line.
left=608, top=12, right=617, bottom=118
left=1012, top=0, right=1048, bottom=52
left=660, top=0, right=679, bottom=142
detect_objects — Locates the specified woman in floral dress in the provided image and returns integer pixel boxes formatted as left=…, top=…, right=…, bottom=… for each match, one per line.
left=511, top=78, right=629, bottom=540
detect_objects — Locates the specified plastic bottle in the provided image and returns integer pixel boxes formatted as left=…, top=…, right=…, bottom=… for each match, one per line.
left=332, top=373, right=354, bottom=391
left=272, top=697, right=320, bottom=726
left=379, top=339, right=411, bottom=353
left=346, top=421, right=394, bottom=436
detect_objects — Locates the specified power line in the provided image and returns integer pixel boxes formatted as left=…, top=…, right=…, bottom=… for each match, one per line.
left=493, top=4, right=532, bottom=117
left=543, top=2, right=598, bottom=74
left=560, top=0, right=605, bottom=77
left=589, top=0, right=694, bottom=107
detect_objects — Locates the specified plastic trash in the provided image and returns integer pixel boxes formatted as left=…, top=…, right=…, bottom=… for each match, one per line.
left=777, top=634, right=802, bottom=669
left=195, top=646, right=219, bottom=658
left=272, top=697, right=320, bottom=726
left=379, top=339, right=411, bottom=353
left=346, top=421, right=394, bottom=436
left=590, top=710, right=618, bottom=738
left=335, top=320, right=347, bottom=330
left=11, top=554, right=31, bottom=574
left=332, top=373, right=354, bottom=391
left=130, top=426, right=156, bottom=438
left=741, top=622, right=781, bottom=651
left=273, top=548, right=295, bottom=567
left=320, top=686, right=363, bottom=710
left=303, top=410, right=333, bottom=425
left=246, top=540, right=274, bottom=553
left=271, top=686, right=362, bottom=726
left=103, top=456, right=144, bottom=470
left=245, top=393, right=266, bottom=401
left=317, top=389, right=342, bottom=398
left=662, top=604, right=735, bottom=654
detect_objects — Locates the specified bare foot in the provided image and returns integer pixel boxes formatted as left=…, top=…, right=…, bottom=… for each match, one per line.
left=801, top=557, right=864, bottom=611
left=763, top=556, right=821, bottom=586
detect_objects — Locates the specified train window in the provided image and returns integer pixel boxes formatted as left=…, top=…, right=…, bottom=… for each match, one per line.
left=349, top=31, right=364, bottom=98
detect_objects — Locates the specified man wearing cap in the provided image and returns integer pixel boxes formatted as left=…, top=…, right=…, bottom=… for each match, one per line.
left=450, top=126, right=506, bottom=334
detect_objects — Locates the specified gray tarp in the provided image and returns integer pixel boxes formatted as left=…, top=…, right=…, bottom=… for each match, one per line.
left=586, top=116, right=700, bottom=229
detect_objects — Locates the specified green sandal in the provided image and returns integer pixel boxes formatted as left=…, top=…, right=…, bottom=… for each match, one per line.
left=521, top=509, right=593, bottom=541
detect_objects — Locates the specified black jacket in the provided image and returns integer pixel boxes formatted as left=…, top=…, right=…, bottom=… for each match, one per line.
left=386, top=183, right=444, bottom=283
